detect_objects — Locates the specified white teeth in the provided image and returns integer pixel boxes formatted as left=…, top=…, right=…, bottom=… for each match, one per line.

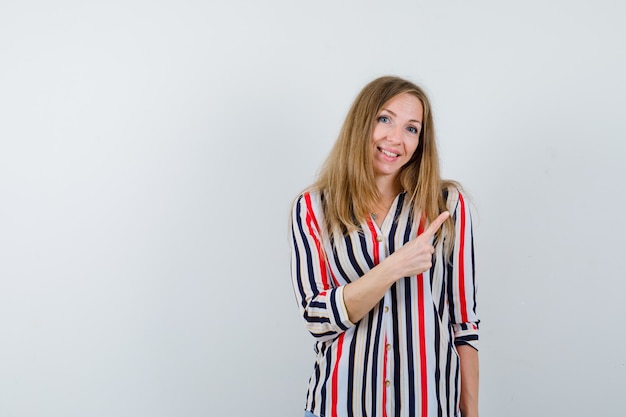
left=381, top=149, right=399, bottom=157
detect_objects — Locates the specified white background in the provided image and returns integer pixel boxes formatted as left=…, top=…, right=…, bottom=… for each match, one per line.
left=1, top=1, right=625, bottom=416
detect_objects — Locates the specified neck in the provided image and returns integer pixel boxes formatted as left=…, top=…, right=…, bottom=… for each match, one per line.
left=375, top=174, right=402, bottom=200
left=371, top=175, right=402, bottom=223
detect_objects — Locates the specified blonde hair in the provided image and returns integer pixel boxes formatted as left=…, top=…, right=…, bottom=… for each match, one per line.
left=312, top=76, right=458, bottom=251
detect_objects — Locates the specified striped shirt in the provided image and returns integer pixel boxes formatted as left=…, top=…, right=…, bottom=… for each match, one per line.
left=290, top=187, right=478, bottom=417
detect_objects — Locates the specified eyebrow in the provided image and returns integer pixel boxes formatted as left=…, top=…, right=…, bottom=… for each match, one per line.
left=380, top=108, right=422, bottom=125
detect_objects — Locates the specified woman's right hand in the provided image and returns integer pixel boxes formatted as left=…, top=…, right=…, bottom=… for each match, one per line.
left=384, top=211, right=450, bottom=279
left=342, top=211, right=450, bottom=323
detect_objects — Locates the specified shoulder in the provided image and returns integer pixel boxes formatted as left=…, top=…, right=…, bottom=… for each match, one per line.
left=442, top=182, right=471, bottom=216
left=291, top=189, right=324, bottom=216
left=291, top=189, right=328, bottom=237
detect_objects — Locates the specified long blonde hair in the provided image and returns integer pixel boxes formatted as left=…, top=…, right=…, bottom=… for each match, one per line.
left=312, top=76, right=457, bottom=250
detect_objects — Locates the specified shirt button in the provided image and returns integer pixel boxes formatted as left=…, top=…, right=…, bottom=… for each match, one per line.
left=385, top=380, right=391, bottom=387
left=376, top=236, right=383, bottom=242
left=386, top=344, right=391, bottom=351
left=384, top=306, right=389, bottom=313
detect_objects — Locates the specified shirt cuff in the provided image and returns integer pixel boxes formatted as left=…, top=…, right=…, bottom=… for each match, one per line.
left=329, top=286, right=355, bottom=331
left=453, top=322, right=479, bottom=351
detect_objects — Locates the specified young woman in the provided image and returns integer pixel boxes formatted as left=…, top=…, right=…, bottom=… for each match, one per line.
left=290, top=76, right=479, bottom=417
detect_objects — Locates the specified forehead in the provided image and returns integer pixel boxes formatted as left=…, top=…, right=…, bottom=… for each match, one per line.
left=381, top=92, right=424, bottom=121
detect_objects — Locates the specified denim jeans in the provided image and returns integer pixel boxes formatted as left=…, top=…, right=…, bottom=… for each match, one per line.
left=304, top=411, right=318, bottom=417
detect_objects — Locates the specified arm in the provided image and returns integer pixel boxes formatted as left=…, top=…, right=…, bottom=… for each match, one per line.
left=447, top=189, right=480, bottom=415
left=341, top=258, right=403, bottom=323
left=342, top=210, right=449, bottom=323
left=290, top=193, right=353, bottom=342
left=291, top=193, right=450, bottom=334
left=458, top=344, right=479, bottom=417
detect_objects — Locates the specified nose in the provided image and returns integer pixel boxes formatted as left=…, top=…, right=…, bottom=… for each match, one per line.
left=387, top=124, right=403, bottom=143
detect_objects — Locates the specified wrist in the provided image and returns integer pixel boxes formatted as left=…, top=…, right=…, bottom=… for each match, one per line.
left=376, top=257, right=401, bottom=284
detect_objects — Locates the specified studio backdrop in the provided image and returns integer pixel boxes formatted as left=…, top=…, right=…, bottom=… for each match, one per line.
left=0, top=1, right=624, bottom=416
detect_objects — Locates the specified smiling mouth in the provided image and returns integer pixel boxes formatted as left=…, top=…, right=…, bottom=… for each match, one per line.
left=379, top=147, right=399, bottom=157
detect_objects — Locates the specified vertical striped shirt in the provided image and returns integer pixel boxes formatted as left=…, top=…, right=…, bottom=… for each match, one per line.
left=290, top=187, right=478, bottom=417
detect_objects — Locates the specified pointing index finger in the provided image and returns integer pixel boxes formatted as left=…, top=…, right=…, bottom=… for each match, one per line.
left=421, top=211, right=450, bottom=240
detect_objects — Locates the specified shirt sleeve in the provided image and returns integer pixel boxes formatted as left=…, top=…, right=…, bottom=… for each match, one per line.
left=446, top=188, right=480, bottom=351
left=290, top=193, right=355, bottom=342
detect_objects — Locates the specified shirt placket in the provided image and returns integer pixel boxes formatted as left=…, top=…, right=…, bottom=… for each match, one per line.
left=370, top=219, right=394, bottom=417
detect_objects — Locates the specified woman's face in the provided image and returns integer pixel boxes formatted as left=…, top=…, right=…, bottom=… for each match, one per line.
left=370, top=92, right=424, bottom=184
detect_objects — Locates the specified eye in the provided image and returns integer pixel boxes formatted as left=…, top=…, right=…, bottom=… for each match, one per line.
left=377, top=115, right=390, bottom=123
left=407, top=126, right=419, bottom=134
